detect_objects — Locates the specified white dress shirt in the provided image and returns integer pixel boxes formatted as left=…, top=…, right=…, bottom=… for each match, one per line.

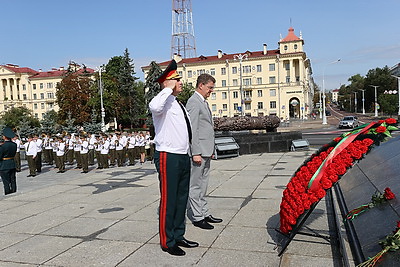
left=149, top=87, right=190, bottom=154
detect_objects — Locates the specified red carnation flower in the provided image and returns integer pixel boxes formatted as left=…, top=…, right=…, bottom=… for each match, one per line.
left=362, top=138, right=374, bottom=146
left=385, top=118, right=397, bottom=124
left=397, top=221, right=400, bottom=230
left=384, top=187, right=396, bottom=200
left=334, top=137, right=342, bottom=142
left=376, top=126, right=387, bottom=133
left=378, top=120, right=385, bottom=124
left=321, top=177, right=333, bottom=189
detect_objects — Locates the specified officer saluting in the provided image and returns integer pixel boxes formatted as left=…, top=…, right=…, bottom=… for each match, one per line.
left=149, top=59, right=198, bottom=256
left=0, top=127, right=18, bottom=195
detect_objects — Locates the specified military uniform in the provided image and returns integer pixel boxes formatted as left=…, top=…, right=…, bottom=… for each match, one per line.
left=0, top=127, right=17, bottom=195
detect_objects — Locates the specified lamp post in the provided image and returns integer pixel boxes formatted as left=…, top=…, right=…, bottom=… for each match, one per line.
left=98, top=66, right=106, bottom=132
left=354, top=91, right=357, bottom=113
left=322, top=59, right=341, bottom=125
left=369, top=85, right=379, bottom=117
left=391, top=75, right=400, bottom=116
left=359, top=89, right=365, bottom=115
left=234, top=53, right=248, bottom=116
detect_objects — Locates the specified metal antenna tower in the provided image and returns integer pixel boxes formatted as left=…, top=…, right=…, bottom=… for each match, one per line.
left=171, top=0, right=197, bottom=59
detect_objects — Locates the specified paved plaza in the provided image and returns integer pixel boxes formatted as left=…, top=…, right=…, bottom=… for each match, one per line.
left=0, top=150, right=342, bottom=267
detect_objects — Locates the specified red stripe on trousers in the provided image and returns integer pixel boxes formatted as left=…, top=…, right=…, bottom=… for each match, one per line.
left=159, top=152, right=168, bottom=248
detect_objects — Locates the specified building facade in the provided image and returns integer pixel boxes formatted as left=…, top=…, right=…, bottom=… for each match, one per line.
left=143, top=27, right=314, bottom=119
left=0, top=63, right=93, bottom=119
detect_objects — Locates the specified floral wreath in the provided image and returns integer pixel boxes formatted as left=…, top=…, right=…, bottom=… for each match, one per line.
left=279, top=118, right=398, bottom=234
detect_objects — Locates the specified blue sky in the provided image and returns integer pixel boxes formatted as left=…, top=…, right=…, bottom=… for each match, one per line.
left=1, top=0, right=399, bottom=90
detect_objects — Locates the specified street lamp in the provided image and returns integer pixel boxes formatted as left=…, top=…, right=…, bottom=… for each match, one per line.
left=97, top=66, right=106, bottom=132
left=391, top=75, right=400, bottom=116
left=359, top=89, right=365, bottom=115
left=354, top=91, right=357, bottom=113
left=234, top=53, right=248, bottom=116
left=322, top=59, right=341, bottom=125
left=369, top=85, right=379, bottom=117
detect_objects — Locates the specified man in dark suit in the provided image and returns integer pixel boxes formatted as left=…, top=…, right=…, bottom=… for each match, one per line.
left=186, top=73, right=223, bottom=230
left=0, top=127, right=18, bottom=195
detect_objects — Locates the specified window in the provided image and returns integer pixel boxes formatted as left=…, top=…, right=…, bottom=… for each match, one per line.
left=232, top=66, right=237, bottom=74
left=222, top=104, right=227, bottom=111
left=233, top=91, right=238, bottom=98
left=243, top=65, right=251, bottom=73
left=40, top=83, right=44, bottom=89
left=285, top=63, right=290, bottom=70
left=256, top=77, right=262, bottom=85
left=211, top=93, right=216, bottom=100
left=33, top=94, right=37, bottom=100
left=270, top=101, right=277, bottom=109
left=221, top=80, right=226, bottom=87
left=245, top=103, right=251, bottom=110
left=222, top=92, right=227, bottom=99
left=41, top=103, right=45, bottom=109
left=256, top=65, right=262, bottom=72
left=40, top=93, right=44, bottom=99
left=47, top=102, right=54, bottom=109
left=257, top=102, right=263, bottom=109
left=233, top=103, right=239, bottom=110
left=270, top=89, right=276, bottom=96
left=34, top=103, right=38, bottom=109
left=33, top=84, right=36, bottom=90
left=42, top=113, right=45, bottom=119
left=284, top=45, right=288, bottom=50
left=47, top=82, right=53, bottom=89
left=243, top=78, right=251, bottom=86
left=47, top=92, right=54, bottom=98
left=23, top=84, right=26, bottom=90
left=210, top=68, right=215, bottom=76
left=188, top=70, right=192, bottom=78
left=178, top=71, right=183, bottom=77
left=34, top=113, right=38, bottom=118
left=294, top=44, right=298, bottom=50
left=188, top=82, right=193, bottom=87
left=244, top=90, right=252, bottom=98
left=269, top=76, right=276, bottom=84
left=23, top=94, right=27, bottom=100
left=233, top=79, right=238, bottom=86
left=211, top=104, right=217, bottom=112
left=257, top=90, right=263, bottom=97
left=198, top=69, right=205, bottom=75
left=286, top=76, right=290, bottom=83
left=221, top=67, right=226, bottom=75
left=269, top=64, right=275, bottom=71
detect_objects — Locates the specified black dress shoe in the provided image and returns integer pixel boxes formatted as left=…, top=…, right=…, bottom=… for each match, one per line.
left=193, top=219, right=214, bottom=230
left=205, top=215, right=223, bottom=224
left=162, top=245, right=186, bottom=256
left=176, top=238, right=199, bottom=248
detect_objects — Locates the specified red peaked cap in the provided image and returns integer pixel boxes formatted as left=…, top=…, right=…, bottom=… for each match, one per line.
left=156, top=59, right=182, bottom=84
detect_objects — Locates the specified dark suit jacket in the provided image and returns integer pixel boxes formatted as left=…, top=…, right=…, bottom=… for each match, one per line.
left=0, top=140, right=17, bottom=170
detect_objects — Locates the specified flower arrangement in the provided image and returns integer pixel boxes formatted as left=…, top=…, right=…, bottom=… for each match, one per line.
left=279, top=119, right=398, bottom=234
left=357, top=221, right=400, bottom=267
left=344, top=188, right=396, bottom=221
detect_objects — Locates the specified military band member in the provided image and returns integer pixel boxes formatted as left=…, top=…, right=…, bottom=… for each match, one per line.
left=73, top=135, right=82, bottom=168
left=88, top=133, right=96, bottom=165
left=80, top=135, right=89, bottom=173
left=109, top=134, right=117, bottom=166
left=25, top=135, right=38, bottom=177
left=127, top=132, right=136, bottom=166
left=34, top=134, right=43, bottom=173
left=66, top=134, right=74, bottom=165
left=56, top=136, right=66, bottom=173
left=137, top=132, right=146, bottom=164
left=12, top=135, right=22, bottom=172
left=100, top=134, right=110, bottom=168
left=115, top=133, right=125, bottom=167
left=43, top=134, right=54, bottom=165
left=95, top=135, right=103, bottom=169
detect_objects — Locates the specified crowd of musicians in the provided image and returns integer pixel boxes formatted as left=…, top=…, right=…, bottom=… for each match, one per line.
left=11, top=131, right=154, bottom=177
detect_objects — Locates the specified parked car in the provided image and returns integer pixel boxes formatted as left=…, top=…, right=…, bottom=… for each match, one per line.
left=338, top=116, right=359, bottom=129
left=325, top=110, right=331, bottom=116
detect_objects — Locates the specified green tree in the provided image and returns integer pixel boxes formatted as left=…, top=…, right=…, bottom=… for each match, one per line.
left=144, top=61, right=162, bottom=105
left=40, top=110, right=60, bottom=134
left=0, top=106, right=40, bottom=129
left=378, top=94, right=398, bottom=115
left=56, top=69, right=94, bottom=125
left=177, top=82, right=195, bottom=105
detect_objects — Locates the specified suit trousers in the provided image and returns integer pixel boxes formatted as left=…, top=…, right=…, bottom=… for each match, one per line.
left=27, top=155, right=36, bottom=176
left=88, top=149, right=95, bottom=165
left=1, top=169, right=17, bottom=195
left=57, top=155, right=65, bottom=171
left=14, top=152, right=21, bottom=172
left=154, top=150, right=190, bottom=249
left=81, top=153, right=89, bottom=172
left=35, top=152, right=42, bottom=172
left=187, top=156, right=211, bottom=222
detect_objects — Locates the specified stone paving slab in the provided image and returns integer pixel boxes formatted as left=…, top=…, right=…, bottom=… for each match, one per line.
left=0, top=151, right=341, bottom=266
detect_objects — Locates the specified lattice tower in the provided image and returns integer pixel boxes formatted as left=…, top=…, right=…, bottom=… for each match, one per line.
left=171, top=0, right=197, bottom=59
